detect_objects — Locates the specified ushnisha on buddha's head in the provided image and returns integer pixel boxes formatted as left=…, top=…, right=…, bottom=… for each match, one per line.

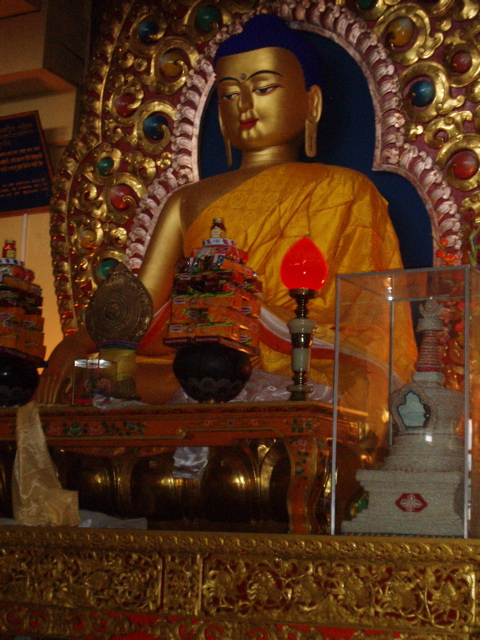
left=214, top=14, right=323, bottom=164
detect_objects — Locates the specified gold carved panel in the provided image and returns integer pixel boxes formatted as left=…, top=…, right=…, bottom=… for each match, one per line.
left=0, top=528, right=478, bottom=638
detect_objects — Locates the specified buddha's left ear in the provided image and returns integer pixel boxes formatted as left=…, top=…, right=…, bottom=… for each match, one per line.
left=305, top=85, right=322, bottom=158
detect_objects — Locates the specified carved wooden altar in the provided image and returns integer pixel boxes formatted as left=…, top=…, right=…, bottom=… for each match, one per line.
left=0, top=401, right=367, bottom=535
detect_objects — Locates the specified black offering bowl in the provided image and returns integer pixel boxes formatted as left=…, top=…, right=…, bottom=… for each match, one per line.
left=0, top=349, right=44, bottom=407
left=172, top=340, right=253, bottom=403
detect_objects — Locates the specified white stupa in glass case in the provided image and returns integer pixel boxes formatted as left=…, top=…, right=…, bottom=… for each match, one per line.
left=331, top=266, right=480, bottom=538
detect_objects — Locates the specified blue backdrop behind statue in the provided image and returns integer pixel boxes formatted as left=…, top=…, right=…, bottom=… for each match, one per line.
left=199, top=30, right=433, bottom=270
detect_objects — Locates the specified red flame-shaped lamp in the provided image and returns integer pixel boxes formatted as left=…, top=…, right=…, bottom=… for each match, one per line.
left=280, top=238, right=328, bottom=401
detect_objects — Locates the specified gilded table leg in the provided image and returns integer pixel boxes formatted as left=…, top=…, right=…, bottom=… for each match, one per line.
left=285, top=435, right=327, bottom=534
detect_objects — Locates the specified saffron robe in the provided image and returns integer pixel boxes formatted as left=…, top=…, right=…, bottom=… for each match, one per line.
left=141, top=162, right=416, bottom=410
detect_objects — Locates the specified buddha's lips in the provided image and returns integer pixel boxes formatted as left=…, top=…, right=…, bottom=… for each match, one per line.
left=239, top=118, right=258, bottom=129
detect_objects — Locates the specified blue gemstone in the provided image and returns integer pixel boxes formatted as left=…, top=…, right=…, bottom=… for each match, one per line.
left=143, top=113, right=168, bottom=140
left=196, top=6, right=221, bottom=33
left=138, top=20, right=159, bottom=44
left=409, top=79, right=435, bottom=107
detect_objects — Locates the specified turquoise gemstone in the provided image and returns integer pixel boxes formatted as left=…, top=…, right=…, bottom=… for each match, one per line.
left=96, top=259, right=118, bottom=279
left=143, top=113, right=168, bottom=140
left=409, top=79, right=435, bottom=107
left=97, top=156, right=114, bottom=176
left=196, top=6, right=221, bottom=33
left=138, top=20, right=159, bottom=44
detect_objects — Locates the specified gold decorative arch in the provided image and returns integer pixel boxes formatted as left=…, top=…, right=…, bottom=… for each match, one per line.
left=50, top=0, right=479, bottom=335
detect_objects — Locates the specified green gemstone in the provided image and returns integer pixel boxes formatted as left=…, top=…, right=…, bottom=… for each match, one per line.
left=357, top=0, right=376, bottom=10
left=96, top=258, right=118, bottom=279
left=196, top=5, right=221, bottom=33
left=97, top=156, right=114, bottom=176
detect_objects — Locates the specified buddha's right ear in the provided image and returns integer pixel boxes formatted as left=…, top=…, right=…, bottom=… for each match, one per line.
left=305, top=85, right=323, bottom=158
left=218, top=111, right=233, bottom=167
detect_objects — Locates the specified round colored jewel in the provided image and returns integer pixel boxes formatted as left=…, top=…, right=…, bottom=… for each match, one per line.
left=386, top=17, right=415, bottom=48
left=357, top=0, right=376, bottom=9
left=451, top=50, right=472, bottom=74
left=96, top=258, right=118, bottom=279
left=109, top=184, right=136, bottom=211
left=143, top=113, right=168, bottom=141
left=409, top=79, right=435, bottom=107
left=138, top=19, right=159, bottom=44
left=80, top=229, right=97, bottom=248
left=97, top=156, right=114, bottom=176
left=449, top=150, right=479, bottom=181
left=160, top=50, right=183, bottom=78
left=195, top=5, right=221, bottom=33
left=114, top=93, right=136, bottom=117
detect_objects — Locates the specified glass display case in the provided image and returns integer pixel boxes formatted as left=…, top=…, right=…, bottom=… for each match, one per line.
left=332, top=266, right=480, bottom=538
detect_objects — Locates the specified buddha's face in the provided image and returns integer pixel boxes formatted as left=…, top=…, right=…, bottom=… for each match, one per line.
left=216, top=47, right=314, bottom=152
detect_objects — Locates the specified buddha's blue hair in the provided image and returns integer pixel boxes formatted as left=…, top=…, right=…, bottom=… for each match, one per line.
left=214, top=14, right=321, bottom=90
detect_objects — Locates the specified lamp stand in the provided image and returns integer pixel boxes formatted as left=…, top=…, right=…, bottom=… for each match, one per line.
left=287, top=288, right=317, bottom=401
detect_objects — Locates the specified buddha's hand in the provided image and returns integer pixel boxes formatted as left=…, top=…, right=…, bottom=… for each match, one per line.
left=35, top=327, right=97, bottom=404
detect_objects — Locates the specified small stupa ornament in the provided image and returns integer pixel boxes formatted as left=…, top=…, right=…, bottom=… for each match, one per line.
left=388, top=299, right=464, bottom=470
left=343, top=298, right=465, bottom=536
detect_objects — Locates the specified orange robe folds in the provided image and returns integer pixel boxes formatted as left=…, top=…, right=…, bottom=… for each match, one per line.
left=141, top=162, right=416, bottom=411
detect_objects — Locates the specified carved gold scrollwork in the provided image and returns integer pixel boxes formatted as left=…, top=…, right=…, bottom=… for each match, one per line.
left=404, top=121, right=424, bottom=143
left=148, top=36, right=200, bottom=95
left=171, top=0, right=234, bottom=43
left=424, top=112, right=473, bottom=150
left=82, top=143, right=123, bottom=182
left=436, top=133, right=480, bottom=191
left=124, top=150, right=158, bottom=183
left=452, top=0, right=480, bottom=22
left=444, top=28, right=480, bottom=88
left=107, top=74, right=145, bottom=126
left=375, top=4, right=443, bottom=66
left=72, top=218, right=104, bottom=257
left=419, top=0, right=456, bottom=18
left=129, top=9, right=168, bottom=56
left=354, top=0, right=402, bottom=22
left=103, top=174, right=146, bottom=223
left=130, top=100, right=177, bottom=153
left=400, top=62, right=465, bottom=124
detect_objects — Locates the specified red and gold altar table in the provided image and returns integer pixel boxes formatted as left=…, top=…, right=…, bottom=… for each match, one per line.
left=0, top=401, right=366, bottom=536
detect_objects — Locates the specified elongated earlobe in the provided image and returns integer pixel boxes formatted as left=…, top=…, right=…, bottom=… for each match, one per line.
left=218, top=111, right=233, bottom=167
left=224, top=136, right=232, bottom=167
left=304, top=84, right=322, bottom=158
left=305, top=120, right=317, bottom=158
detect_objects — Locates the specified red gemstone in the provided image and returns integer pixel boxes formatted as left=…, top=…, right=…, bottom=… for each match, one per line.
left=451, top=51, right=472, bottom=74
left=449, top=150, right=479, bottom=181
left=114, top=93, right=136, bottom=117
left=280, top=238, right=328, bottom=290
left=109, top=184, right=136, bottom=210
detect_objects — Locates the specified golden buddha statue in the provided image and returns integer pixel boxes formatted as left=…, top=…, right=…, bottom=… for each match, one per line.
left=37, top=14, right=412, bottom=407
